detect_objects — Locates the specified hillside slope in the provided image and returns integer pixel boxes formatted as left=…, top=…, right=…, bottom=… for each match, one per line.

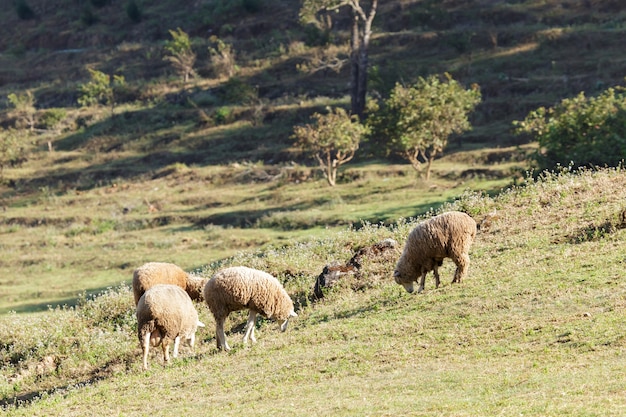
left=2, top=166, right=626, bottom=415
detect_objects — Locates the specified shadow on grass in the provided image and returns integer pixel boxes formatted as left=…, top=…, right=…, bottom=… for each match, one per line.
left=0, top=352, right=137, bottom=410
left=0, top=284, right=129, bottom=315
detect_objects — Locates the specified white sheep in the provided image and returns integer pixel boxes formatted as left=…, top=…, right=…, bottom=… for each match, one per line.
left=203, top=266, right=297, bottom=351
left=132, top=262, right=207, bottom=305
left=136, top=284, right=205, bottom=370
left=394, top=211, right=477, bottom=294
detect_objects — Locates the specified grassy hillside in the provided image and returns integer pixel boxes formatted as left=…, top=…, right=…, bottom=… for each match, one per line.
left=1, top=2, right=625, bottom=413
left=1, top=166, right=626, bottom=415
left=1, top=0, right=624, bottom=313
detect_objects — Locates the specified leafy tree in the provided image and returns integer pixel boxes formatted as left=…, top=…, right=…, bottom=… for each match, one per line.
left=292, top=107, right=369, bottom=186
left=164, top=28, right=196, bottom=84
left=77, top=69, right=126, bottom=116
left=514, top=86, right=626, bottom=170
left=300, top=0, right=378, bottom=119
left=7, top=90, right=36, bottom=132
left=0, top=128, right=26, bottom=179
left=372, top=73, right=481, bottom=180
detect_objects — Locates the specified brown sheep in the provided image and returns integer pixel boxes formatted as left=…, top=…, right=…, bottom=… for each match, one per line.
left=132, top=262, right=207, bottom=305
left=203, top=266, right=297, bottom=351
left=136, top=284, right=205, bottom=370
left=394, top=211, right=477, bottom=293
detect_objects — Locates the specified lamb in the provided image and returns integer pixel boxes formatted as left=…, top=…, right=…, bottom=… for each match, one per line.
left=136, top=284, right=205, bottom=370
left=393, top=211, right=477, bottom=294
left=203, top=266, right=297, bottom=351
left=132, top=262, right=208, bottom=305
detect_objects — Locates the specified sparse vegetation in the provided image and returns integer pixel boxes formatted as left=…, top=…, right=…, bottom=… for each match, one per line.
left=77, top=69, right=126, bottom=116
left=163, top=28, right=197, bottom=84
left=208, top=36, right=237, bottom=79
left=7, top=91, right=36, bottom=132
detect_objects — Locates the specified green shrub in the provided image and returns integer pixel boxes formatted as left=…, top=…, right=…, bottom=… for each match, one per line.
left=208, top=36, right=237, bottom=78
left=0, top=128, right=27, bottom=176
left=213, top=106, right=232, bottom=125
left=241, top=0, right=262, bottom=13
left=39, top=109, right=67, bottom=131
left=219, top=77, right=257, bottom=104
left=514, top=85, right=626, bottom=170
left=125, top=0, right=141, bottom=23
left=15, top=0, right=35, bottom=20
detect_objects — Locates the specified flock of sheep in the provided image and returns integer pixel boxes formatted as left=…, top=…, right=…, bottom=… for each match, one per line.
left=133, top=210, right=477, bottom=369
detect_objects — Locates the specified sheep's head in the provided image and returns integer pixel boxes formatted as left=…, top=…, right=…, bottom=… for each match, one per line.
left=185, top=320, right=205, bottom=348
left=393, top=269, right=416, bottom=293
left=185, top=275, right=208, bottom=302
left=279, top=311, right=298, bottom=332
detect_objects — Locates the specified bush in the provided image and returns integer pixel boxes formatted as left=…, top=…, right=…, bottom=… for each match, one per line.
left=213, top=106, right=232, bottom=125
left=0, top=128, right=27, bottom=177
left=208, top=36, right=237, bottom=79
left=241, top=0, right=262, bottom=13
left=514, top=85, right=626, bottom=170
left=125, top=0, right=141, bottom=23
left=15, top=0, right=35, bottom=20
left=39, top=109, right=67, bottom=131
left=219, top=77, right=257, bottom=104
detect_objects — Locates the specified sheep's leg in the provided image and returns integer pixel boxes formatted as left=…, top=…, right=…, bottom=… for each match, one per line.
left=453, top=253, right=470, bottom=283
left=243, top=311, right=257, bottom=344
left=189, top=333, right=196, bottom=350
left=142, top=332, right=151, bottom=370
left=433, top=265, right=441, bottom=289
left=162, top=339, right=171, bottom=365
left=417, top=272, right=427, bottom=293
left=216, top=318, right=231, bottom=351
left=173, top=336, right=181, bottom=358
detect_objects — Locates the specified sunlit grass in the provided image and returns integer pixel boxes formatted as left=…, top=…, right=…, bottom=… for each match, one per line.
left=2, top=166, right=626, bottom=415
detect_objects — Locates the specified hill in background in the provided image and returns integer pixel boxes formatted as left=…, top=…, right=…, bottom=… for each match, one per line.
left=1, top=0, right=625, bottom=168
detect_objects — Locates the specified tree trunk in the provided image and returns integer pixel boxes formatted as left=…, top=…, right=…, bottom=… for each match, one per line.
left=350, top=12, right=360, bottom=118
left=349, top=0, right=377, bottom=120
left=424, top=157, right=433, bottom=181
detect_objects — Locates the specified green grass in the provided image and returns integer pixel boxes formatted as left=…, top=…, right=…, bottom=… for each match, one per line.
left=0, top=148, right=521, bottom=314
left=2, top=167, right=626, bottom=415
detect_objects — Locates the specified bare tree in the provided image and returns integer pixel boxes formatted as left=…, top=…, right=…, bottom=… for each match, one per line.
left=300, top=0, right=378, bottom=119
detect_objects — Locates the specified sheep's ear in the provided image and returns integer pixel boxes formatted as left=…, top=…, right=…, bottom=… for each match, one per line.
left=197, top=320, right=206, bottom=328
left=289, top=311, right=298, bottom=317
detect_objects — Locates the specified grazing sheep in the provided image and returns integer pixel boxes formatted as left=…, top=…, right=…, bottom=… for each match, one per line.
left=132, top=262, right=207, bottom=305
left=394, top=211, right=477, bottom=294
left=136, top=284, right=205, bottom=370
left=203, top=266, right=297, bottom=351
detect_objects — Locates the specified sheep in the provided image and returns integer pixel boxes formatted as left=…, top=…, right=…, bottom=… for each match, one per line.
left=203, top=266, right=297, bottom=351
left=132, top=262, right=208, bottom=306
left=393, top=211, right=477, bottom=294
left=136, top=284, right=205, bottom=370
